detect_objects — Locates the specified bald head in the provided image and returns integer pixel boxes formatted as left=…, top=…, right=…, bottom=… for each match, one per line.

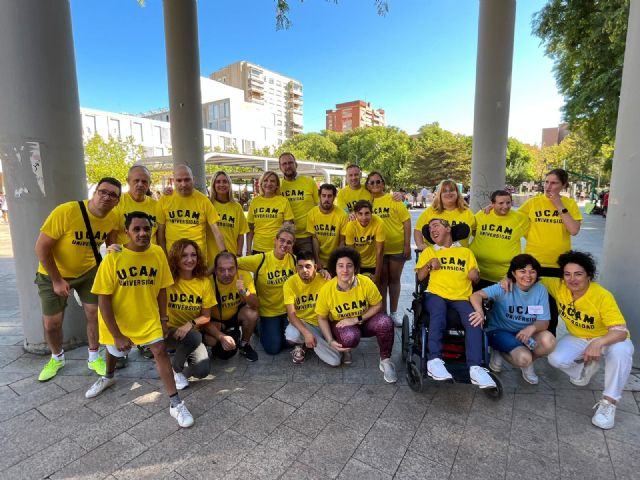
left=173, top=164, right=195, bottom=196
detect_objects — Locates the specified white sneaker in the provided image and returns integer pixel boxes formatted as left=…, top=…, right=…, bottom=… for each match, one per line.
left=173, top=370, right=189, bottom=390
left=470, top=366, right=496, bottom=389
left=592, top=398, right=616, bottom=429
left=570, top=360, right=600, bottom=386
left=427, top=358, right=452, bottom=381
left=391, top=312, right=402, bottom=328
left=170, top=401, right=194, bottom=428
left=379, top=358, right=398, bottom=383
left=521, top=364, right=539, bottom=385
left=85, top=376, right=115, bottom=398
left=489, top=350, right=503, bottom=373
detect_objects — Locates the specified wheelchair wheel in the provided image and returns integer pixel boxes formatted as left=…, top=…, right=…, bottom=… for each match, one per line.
left=482, top=371, right=503, bottom=400
left=406, top=354, right=424, bottom=393
left=401, top=314, right=411, bottom=361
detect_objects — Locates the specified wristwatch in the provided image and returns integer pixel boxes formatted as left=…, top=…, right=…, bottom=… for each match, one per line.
left=191, top=319, right=197, bottom=328
left=238, top=288, right=249, bottom=296
left=357, top=315, right=364, bottom=325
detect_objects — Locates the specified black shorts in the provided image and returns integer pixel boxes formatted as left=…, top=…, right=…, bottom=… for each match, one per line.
left=211, top=313, right=241, bottom=360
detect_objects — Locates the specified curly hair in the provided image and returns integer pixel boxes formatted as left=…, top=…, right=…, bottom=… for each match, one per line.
left=432, top=179, right=468, bottom=213
left=167, top=239, right=208, bottom=279
left=558, top=250, right=597, bottom=279
left=327, top=246, right=361, bottom=278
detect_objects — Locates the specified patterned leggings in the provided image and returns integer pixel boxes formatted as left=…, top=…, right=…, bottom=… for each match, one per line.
left=330, top=312, right=394, bottom=359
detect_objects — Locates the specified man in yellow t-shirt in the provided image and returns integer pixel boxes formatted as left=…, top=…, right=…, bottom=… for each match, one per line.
left=336, top=164, right=372, bottom=213
left=202, top=252, right=260, bottom=362
left=35, top=177, right=121, bottom=382
left=470, top=190, right=529, bottom=287
left=283, top=252, right=340, bottom=366
left=112, top=165, right=160, bottom=246
left=85, top=211, right=194, bottom=428
left=414, top=218, right=495, bottom=389
left=307, top=184, right=348, bottom=269
left=157, top=165, right=226, bottom=264
left=279, top=152, right=319, bottom=256
left=343, top=200, right=385, bottom=283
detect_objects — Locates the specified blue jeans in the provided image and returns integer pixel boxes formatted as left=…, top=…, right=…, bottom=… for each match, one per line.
left=259, top=314, right=288, bottom=355
left=423, top=293, right=482, bottom=366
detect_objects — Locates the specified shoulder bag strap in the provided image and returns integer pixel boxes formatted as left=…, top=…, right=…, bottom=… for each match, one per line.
left=78, top=201, right=102, bottom=266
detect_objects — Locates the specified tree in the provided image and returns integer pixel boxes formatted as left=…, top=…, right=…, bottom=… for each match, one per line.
left=84, top=134, right=144, bottom=185
left=533, top=1, right=629, bottom=150
left=275, top=0, right=388, bottom=29
left=276, top=132, right=339, bottom=163
left=505, top=138, right=534, bottom=187
left=404, top=123, right=472, bottom=188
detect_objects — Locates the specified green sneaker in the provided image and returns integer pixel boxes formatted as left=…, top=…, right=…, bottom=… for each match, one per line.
left=88, top=356, right=106, bottom=376
left=38, top=357, right=65, bottom=382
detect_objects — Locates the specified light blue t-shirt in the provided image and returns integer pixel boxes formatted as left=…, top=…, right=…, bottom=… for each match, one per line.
left=483, top=282, right=550, bottom=332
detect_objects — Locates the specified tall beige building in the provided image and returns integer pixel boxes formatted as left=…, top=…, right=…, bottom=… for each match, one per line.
left=210, top=61, right=303, bottom=145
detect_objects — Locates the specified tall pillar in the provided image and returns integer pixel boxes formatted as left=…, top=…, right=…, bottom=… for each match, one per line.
left=470, top=0, right=516, bottom=211
left=600, top=0, right=640, bottom=366
left=0, top=0, right=88, bottom=352
left=163, top=0, right=206, bottom=193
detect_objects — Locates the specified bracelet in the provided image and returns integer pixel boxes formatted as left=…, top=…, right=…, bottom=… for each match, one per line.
left=357, top=315, right=364, bottom=325
left=191, top=319, right=197, bottom=328
left=238, top=288, right=249, bottom=296
left=160, top=315, right=169, bottom=322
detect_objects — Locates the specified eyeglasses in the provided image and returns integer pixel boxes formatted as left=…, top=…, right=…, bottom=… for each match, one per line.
left=97, top=189, right=119, bottom=200
left=368, top=180, right=383, bottom=185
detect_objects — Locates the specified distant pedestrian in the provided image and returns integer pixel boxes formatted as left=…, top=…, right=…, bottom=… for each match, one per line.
left=0, top=192, right=8, bottom=224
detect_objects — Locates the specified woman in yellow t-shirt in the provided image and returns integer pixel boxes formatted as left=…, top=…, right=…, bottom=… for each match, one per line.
left=165, top=239, right=215, bottom=389
left=343, top=200, right=385, bottom=284
left=238, top=225, right=297, bottom=355
left=207, top=171, right=249, bottom=260
left=246, top=170, right=294, bottom=254
left=414, top=179, right=476, bottom=249
left=367, top=171, right=411, bottom=327
left=316, top=247, right=396, bottom=383
left=543, top=250, right=633, bottom=430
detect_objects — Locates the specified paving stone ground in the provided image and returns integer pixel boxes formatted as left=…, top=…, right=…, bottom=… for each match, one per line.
left=0, top=208, right=639, bottom=479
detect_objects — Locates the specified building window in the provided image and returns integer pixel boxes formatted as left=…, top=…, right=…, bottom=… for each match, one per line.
left=109, top=118, right=121, bottom=139
left=205, top=134, right=212, bottom=147
left=132, top=122, right=143, bottom=143
left=206, top=99, right=231, bottom=133
left=242, top=140, right=255, bottom=154
left=153, top=125, right=162, bottom=144
left=83, top=115, right=96, bottom=138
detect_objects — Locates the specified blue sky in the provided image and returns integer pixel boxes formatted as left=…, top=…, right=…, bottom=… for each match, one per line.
left=70, top=0, right=563, bottom=145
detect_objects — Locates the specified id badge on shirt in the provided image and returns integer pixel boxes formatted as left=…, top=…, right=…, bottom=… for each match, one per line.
left=528, top=305, right=544, bottom=315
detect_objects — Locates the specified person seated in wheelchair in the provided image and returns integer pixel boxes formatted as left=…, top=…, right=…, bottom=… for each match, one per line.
left=469, top=254, right=556, bottom=385
left=415, top=218, right=496, bottom=388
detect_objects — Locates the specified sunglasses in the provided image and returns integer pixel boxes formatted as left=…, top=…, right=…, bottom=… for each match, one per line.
left=368, top=179, right=383, bottom=185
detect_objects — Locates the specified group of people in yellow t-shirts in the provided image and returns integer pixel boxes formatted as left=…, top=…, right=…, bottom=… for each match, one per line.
left=32, top=158, right=633, bottom=431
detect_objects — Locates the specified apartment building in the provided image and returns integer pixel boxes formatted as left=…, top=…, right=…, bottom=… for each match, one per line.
left=210, top=61, right=303, bottom=145
left=541, top=122, right=569, bottom=147
left=326, top=100, right=385, bottom=132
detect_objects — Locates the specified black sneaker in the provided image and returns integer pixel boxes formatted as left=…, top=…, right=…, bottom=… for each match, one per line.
left=138, top=345, right=154, bottom=359
left=115, top=355, right=128, bottom=369
left=239, top=343, right=258, bottom=362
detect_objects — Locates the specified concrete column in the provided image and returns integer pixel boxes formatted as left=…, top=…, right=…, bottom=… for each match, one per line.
left=470, top=0, right=516, bottom=211
left=163, top=0, right=206, bottom=193
left=600, top=0, right=640, bottom=366
left=0, top=0, right=88, bottom=352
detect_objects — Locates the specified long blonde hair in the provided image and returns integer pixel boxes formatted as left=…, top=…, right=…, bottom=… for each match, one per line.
left=432, top=179, right=468, bottom=213
left=258, top=171, right=281, bottom=196
left=209, top=170, right=236, bottom=203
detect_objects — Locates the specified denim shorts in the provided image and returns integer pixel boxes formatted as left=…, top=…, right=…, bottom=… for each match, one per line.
left=487, top=329, right=525, bottom=354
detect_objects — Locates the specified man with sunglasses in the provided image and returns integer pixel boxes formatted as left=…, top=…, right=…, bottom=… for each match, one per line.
left=35, top=177, right=121, bottom=381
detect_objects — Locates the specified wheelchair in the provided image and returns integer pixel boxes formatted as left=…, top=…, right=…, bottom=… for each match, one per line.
left=401, top=223, right=503, bottom=399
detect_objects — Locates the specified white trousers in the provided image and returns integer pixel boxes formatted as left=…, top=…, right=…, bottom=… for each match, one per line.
left=285, top=322, right=342, bottom=367
left=547, top=333, right=634, bottom=401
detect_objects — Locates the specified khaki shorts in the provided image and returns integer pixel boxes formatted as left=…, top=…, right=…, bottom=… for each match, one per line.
left=35, top=266, right=99, bottom=316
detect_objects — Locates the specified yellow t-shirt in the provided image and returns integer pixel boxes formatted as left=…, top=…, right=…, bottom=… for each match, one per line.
left=415, top=245, right=478, bottom=301
left=541, top=278, right=628, bottom=339
left=157, top=190, right=220, bottom=256
left=336, top=186, right=372, bottom=212
left=247, top=195, right=295, bottom=253
left=113, top=194, right=160, bottom=246
left=414, top=206, right=476, bottom=247
left=166, top=276, right=216, bottom=328
left=280, top=176, right=319, bottom=238
left=92, top=244, right=173, bottom=345
left=519, top=195, right=583, bottom=267
left=283, top=273, right=328, bottom=326
left=315, top=274, right=382, bottom=321
left=210, top=270, right=256, bottom=322
left=470, top=210, right=529, bottom=282
left=372, top=193, right=411, bottom=255
left=37, top=201, right=119, bottom=278
left=344, top=215, right=385, bottom=268
left=306, top=206, right=349, bottom=267
left=205, top=200, right=249, bottom=265
left=238, top=251, right=296, bottom=316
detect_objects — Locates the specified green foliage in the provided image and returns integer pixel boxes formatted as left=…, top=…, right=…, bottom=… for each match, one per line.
left=275, top=1, right=388, bottom=30
left=533, top=0, right=629, bottom=150
left=84, top=134, right=144, bottom=185
left=276, top=132, right=339, bottom=163
left=505, top=138, right=534, bottom=186
left=405, top=123, right=472, bottom=188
